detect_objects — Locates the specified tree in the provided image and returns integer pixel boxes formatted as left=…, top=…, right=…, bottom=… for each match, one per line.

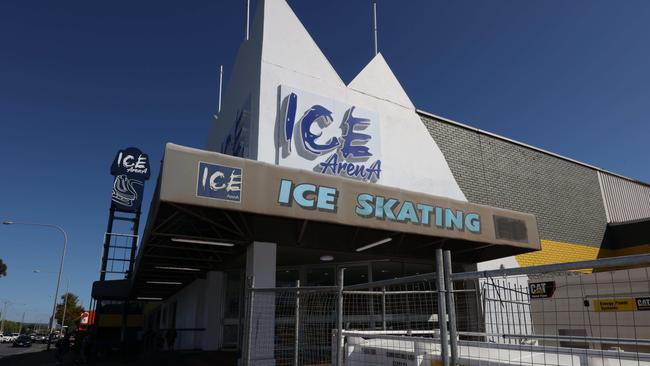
left=0, top=258, right=6, bottom=277
left=54, top=292, right=85, bottom=330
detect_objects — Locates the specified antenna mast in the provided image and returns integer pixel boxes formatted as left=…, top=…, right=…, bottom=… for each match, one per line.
left=218, top=65, right=224, bottom=113
left=372, top=0, right=378, bottom=55
left=245, top=0, right=251, bottom=40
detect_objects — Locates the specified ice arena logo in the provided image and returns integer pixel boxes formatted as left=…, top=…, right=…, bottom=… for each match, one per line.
left=110, top=147, right=151, bottom=212
left=278, top=86, right=382, bottom=182
left=197, top=162, right=242, bottom=203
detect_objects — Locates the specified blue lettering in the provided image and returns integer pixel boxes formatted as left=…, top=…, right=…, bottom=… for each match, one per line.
left=445, top=209, right=464, bottom=230
left=319, top=154, right=338, bottom=175
left=293, top=183, right=317, bottom=208
left=317, top=186, right=337, bottom=211
left=397, top=201, right=419, bottom=224
left=284, top=93, right=297, bottom=148
left=355, top=193, right=374, bottom=217
left=300, top=105, right=339, bottom=155
left=318, top=154, right=382, bottom=180
left=375, top=196, right=397, bottom=221
left=366, top=160, right=381, bottom=181
left=435, top=207, right=443, bottom=227
left=278, top=179, right=293, bottom=205
left=340, top=107, right=372, bottom=158
left=465, top=213, right=481, bottom=233
left=417, top=204, right=434, bottom=225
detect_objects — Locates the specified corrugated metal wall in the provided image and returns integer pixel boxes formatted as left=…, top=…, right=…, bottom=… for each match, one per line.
left=598, top=171, right=650, bottom=223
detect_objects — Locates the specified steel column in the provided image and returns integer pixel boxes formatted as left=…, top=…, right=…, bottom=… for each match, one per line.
left=443, top=250, right=459, bottom=366
left=436, top=248, right=449, bottom=366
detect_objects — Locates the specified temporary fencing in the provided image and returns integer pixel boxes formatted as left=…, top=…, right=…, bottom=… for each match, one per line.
left=242, top=252, right=650, bottom=366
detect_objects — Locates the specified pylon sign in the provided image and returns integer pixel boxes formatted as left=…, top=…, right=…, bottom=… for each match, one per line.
left=110, top=147, right=151, bottom=212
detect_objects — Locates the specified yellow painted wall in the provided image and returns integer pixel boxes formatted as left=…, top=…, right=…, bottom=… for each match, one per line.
left=599, top=244, right=650, bottom=258
left=515, top=240, right=599, bottom=272
left=515, top=240, right=650, bottom=272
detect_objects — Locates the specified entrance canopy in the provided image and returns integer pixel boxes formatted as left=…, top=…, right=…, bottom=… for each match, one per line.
left=131, top=144, right=540, bottom=299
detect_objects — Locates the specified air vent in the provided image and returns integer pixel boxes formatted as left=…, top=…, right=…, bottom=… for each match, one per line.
left=493, top=216, right=528, bottom=243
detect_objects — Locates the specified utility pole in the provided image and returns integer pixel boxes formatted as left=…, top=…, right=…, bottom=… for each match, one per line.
left=0, top=300, right=8, bottom=334
left=2, top=221, right=68, bottom=350
left=60, top=280, right=69, bottom=333
left=18, top=311, right=25, bottom=334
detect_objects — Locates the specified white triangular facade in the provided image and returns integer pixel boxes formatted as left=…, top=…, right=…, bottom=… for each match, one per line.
left=208, top=0, right=466, bottom=202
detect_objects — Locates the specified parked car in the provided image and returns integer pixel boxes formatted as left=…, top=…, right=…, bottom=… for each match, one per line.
left=0, top=334, right=11, bottom=343
left=34, top=334, right=48, bottom=343
left=13, top=335, right=31, bottom=347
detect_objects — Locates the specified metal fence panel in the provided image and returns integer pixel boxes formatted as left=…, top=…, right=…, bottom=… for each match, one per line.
left=242, top=253, right=650, bottom=366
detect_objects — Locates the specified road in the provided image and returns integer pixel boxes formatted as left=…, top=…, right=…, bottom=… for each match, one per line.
left=0, top=343, right=55, bottom=365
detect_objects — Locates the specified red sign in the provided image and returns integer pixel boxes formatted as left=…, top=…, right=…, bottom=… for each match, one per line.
left=79, top=311, right=95, bottom=331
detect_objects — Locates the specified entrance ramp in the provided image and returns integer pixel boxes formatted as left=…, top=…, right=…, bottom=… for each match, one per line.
left=344, top=333, right=650, bottom=366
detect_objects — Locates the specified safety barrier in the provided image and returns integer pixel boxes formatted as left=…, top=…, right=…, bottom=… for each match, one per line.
left=242, top=252, right=650, bottom=366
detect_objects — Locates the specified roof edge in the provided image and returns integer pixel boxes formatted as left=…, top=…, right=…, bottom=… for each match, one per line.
left=416, top=109, right=650, bottom=189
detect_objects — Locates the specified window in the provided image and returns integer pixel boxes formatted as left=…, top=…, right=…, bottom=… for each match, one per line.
left=343, top=265, right=369, bottom=286
left=276, top=269, right=300, bottom=287
left=307, top=267, right=335, bottom=286
left=372, top=262, right=403, bottom=281
left=403, top=263, right=433, bottom=276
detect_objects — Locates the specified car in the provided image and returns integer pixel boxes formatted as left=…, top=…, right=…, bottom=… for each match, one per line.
left=13, top=335, right=31, bottom=347
left=34, top=334, right=48, bottom=343
left=0, top=334, right=11, bottom=343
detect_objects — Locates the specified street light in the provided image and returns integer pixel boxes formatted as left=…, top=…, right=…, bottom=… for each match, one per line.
left=3, top=220, right=68, bottom=350
left=34, top=270, right=70, bottom=333
left=0, top=300, right=27, bottom=334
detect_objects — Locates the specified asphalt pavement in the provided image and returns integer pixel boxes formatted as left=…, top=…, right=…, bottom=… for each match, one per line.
left=0, top=343, right=55, bottom=366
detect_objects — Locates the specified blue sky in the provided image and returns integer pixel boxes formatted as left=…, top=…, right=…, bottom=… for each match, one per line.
left=1, top=0, right=649, bottom=322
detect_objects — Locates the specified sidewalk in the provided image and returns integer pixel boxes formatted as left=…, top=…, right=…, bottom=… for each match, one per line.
left=0, top=349, right=58, bottom=366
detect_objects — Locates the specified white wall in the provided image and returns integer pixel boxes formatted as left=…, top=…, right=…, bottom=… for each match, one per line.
left=531, top=267, right=650, bottom=350
left=207, top=0, right=467, bottom=201
left=160, top=271, right=226, bottom=351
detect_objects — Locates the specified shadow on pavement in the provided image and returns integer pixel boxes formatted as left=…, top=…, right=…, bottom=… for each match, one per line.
left=0, top=349, right=239, bottom=366
left=0, top=349, right=56, bottom=366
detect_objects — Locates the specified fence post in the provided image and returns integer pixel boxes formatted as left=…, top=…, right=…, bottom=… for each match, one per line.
left=294, top=280, right=300, bottom=366
left=443, top=250, right=459, bottom=366
left=337, top=268, right=345, bottom=366
left=381, top=286, right=387, bottom=331
left=243, top=276, right=255, bottom=366
left=436, top=248, right=450, bottom=366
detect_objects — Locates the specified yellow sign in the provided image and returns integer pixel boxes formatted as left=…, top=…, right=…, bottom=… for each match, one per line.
left=593, top=298, right=636, bottom=312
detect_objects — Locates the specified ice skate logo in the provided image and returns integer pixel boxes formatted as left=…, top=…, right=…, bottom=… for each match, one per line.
left=197, top=162, right=242, bottom=202
left=110, top=147, right=150, bottom=212
left=111, top=175, right=144, bottom=208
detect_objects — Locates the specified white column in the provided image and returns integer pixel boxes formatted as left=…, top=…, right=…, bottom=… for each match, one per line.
left=202, top=271, right=225, bottom=351
left=246, top=241, right=277, bottom=365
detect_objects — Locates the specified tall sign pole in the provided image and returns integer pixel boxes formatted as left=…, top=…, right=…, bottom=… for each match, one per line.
left=95, top=147, right=150, bottom=348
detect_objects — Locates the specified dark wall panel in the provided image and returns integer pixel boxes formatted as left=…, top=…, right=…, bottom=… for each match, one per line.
left=421, top=114, right=607, bottom=247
